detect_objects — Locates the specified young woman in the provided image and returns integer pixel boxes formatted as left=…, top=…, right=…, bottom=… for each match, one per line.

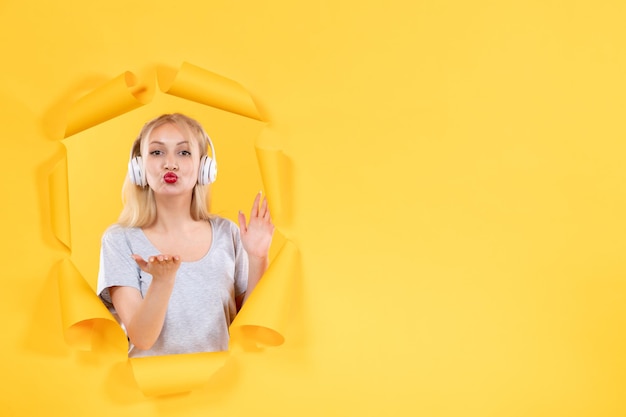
left=97, top=113, right=273, bottom=357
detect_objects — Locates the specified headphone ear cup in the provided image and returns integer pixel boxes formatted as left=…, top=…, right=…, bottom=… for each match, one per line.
left=129, top=156, right=146, bottom=187
left=198, top=155, right=217, bottom=185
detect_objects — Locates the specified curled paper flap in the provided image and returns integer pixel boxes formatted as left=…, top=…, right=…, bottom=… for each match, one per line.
left=64, top=71, right=149, bottom=137
left=129, top=351, right=229, bottom=397
left=157, top=62, right=263, bottom=121
left=57, top=258, right=127, bottom=352
left=255, top=145, right=294, bottom=228
left=230, top=240, right=300, bottom=348
left=48, top=154, right=71, bottom=250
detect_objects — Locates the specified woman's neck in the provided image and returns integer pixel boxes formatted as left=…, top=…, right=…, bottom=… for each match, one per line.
left=148, top=194, right=199, bottom=233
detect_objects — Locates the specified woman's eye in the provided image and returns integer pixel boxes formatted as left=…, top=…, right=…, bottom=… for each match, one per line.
left=149, top=150, right=163, bottom=156
left=180, top=150, right=191, bottom=156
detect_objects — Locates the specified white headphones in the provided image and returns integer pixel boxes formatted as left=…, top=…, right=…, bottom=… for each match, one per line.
left=128, top=130, right=217, bottom=187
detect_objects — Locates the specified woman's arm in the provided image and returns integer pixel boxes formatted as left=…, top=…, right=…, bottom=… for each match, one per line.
left=110, top=254, right=181, bottom=350
left=244, top=253, right=269, bottom=303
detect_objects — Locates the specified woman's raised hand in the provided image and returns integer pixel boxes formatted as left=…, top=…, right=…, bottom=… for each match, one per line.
left=238, top=192, right=275, bottom=259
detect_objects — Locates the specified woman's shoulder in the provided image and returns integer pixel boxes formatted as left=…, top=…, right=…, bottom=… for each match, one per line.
left=102, top=224, right=141, bottom=240
left=209, top=215, right=240, bottom=235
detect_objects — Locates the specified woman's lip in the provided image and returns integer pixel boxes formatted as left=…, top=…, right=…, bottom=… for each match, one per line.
left=163, top=172, right=178, bottom=184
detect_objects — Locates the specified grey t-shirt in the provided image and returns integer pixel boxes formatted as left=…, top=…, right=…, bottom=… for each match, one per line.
left=96, top=216, right=248, bottom=357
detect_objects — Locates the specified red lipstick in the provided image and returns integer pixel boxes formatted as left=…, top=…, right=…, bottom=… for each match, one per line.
left=164, top=172, right=178, bottom=184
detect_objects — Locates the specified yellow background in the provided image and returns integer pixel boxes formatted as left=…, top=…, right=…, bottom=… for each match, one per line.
left=1, top=1, right=625, bottom=416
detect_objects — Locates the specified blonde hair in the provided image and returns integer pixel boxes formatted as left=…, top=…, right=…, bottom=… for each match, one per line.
left=117, top=113, right=213, bottom=227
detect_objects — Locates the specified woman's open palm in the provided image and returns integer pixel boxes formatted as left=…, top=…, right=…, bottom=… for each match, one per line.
left=238, top=192, right=274, bottom=259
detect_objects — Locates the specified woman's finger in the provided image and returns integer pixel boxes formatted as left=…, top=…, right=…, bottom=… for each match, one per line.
left=131, top=254, right=148, bottom=269
left=238, top=210, right=247, bottom=233
left=258, top=196, right=268, bottom=218
left=250, top=191, right=261, bottom=218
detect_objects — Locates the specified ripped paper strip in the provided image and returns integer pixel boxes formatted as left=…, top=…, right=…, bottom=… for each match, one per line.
left=48, top=154, right=71, bottom=250
left=57, top=258, right=127, bottom=353
left=230, top=239, right=299, bottom=349
left=158, top=62, right=262, bottom=121
left=64, top=72, right=148, bottom=138
left=256, top=145, right=294, bottom=228
left=53, top=62, right=298, bottom=397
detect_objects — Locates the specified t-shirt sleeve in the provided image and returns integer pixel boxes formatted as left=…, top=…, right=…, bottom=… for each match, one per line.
left=231, top=221, right=249, bottom=298
left=96, top=226, right=142, bottom=307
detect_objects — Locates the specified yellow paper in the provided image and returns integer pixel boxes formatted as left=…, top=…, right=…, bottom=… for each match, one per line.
left=129, top=351, right=229, bottom=397
left=3, top=2, right=626, bottom=415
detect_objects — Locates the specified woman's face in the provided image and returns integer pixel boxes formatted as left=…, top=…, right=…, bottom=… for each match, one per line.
left=143, top=123, right=202, bottom=196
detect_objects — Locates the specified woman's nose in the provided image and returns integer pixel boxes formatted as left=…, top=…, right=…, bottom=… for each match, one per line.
left=164, top=157, right=178, bottom=170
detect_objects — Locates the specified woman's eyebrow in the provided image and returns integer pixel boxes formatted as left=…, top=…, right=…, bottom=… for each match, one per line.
left=148, top=141, right=190, bottom=146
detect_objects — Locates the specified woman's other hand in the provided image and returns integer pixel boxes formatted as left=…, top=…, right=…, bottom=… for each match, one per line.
left=238, top=192, right=275, bottom=259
